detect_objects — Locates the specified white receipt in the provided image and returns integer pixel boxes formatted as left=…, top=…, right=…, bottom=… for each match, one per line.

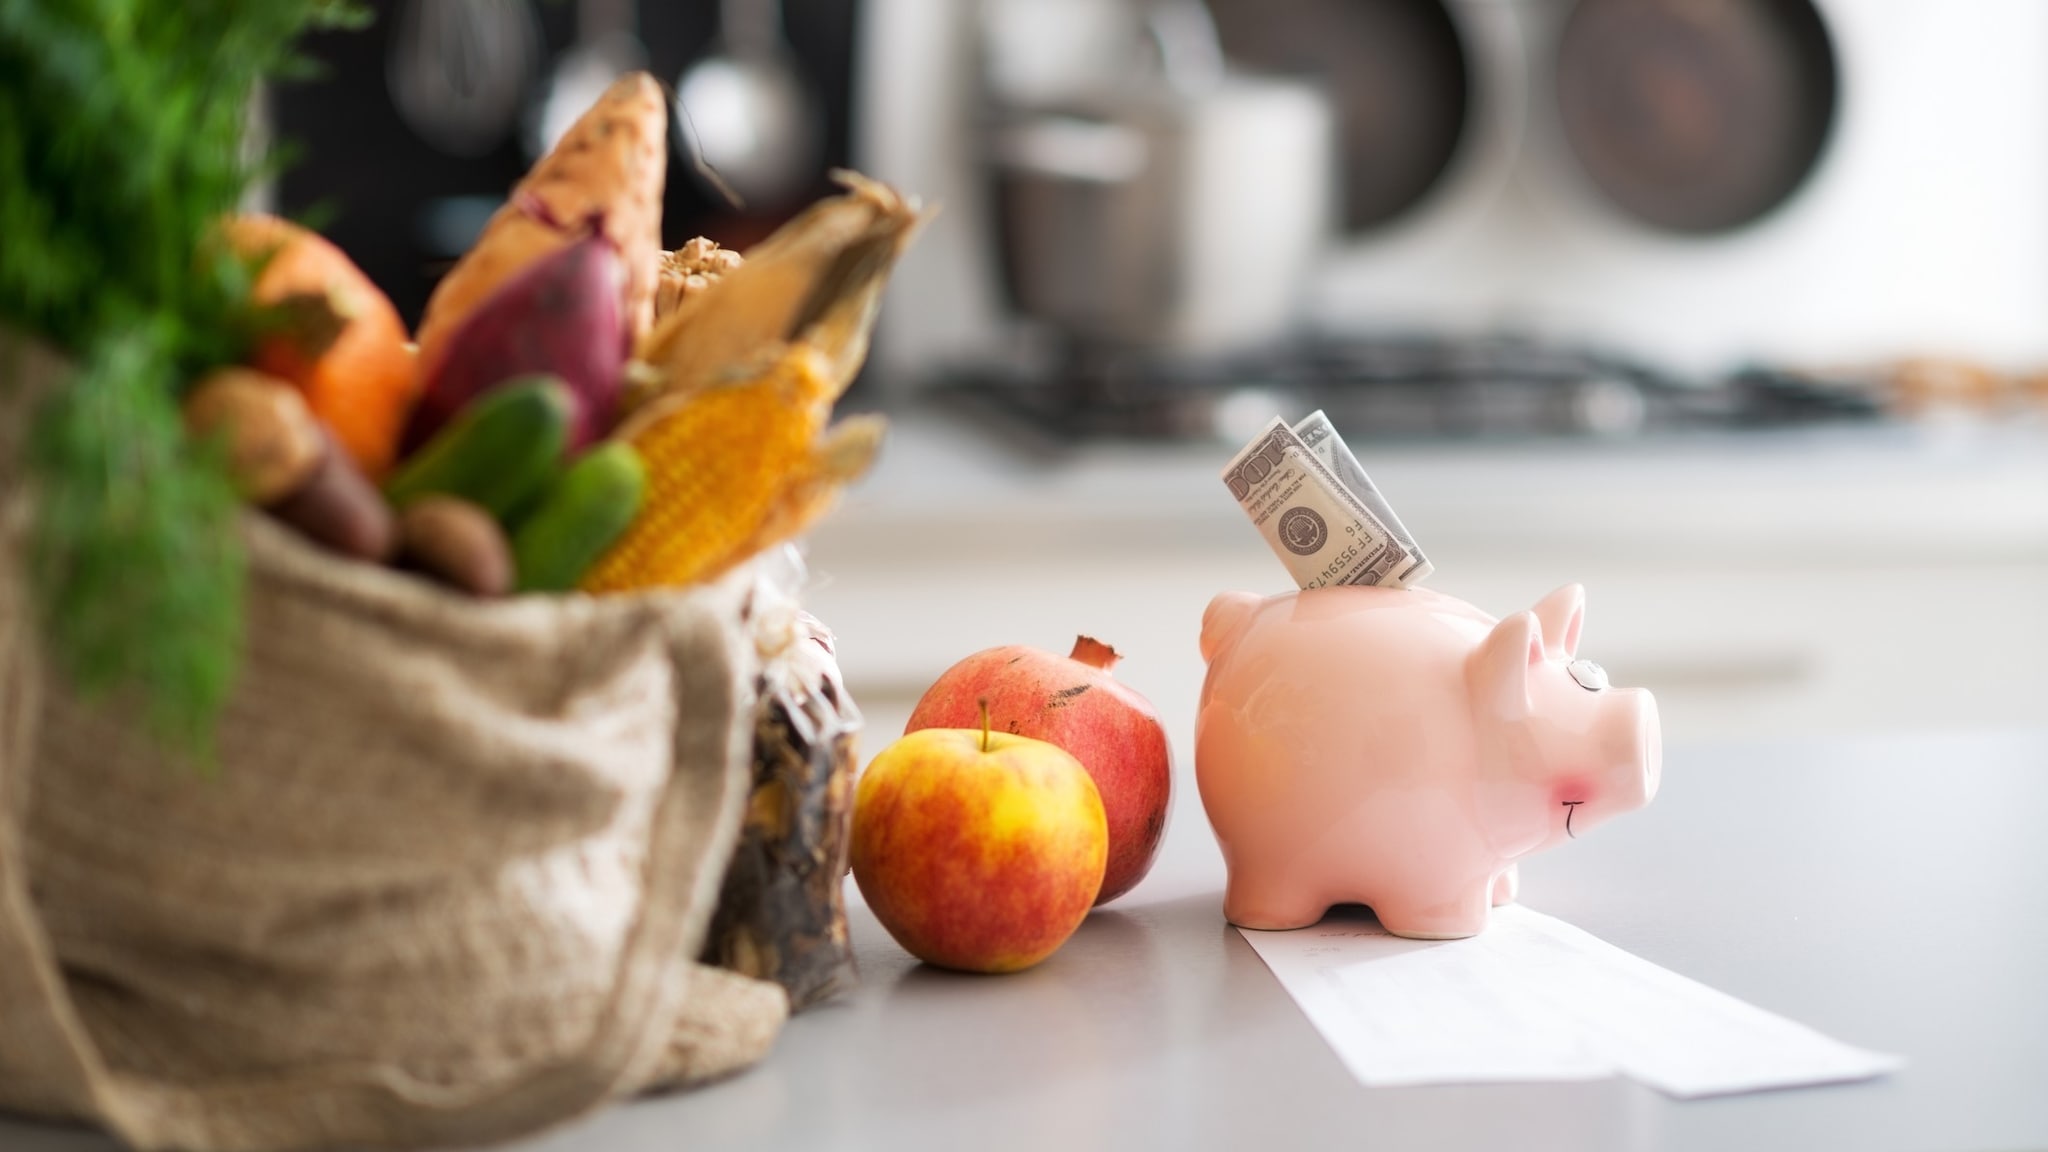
left=1238, top=905, right=1902, bottom=1098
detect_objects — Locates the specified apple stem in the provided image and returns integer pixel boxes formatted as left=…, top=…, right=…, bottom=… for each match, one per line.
left=978, top=697, right=991, bottom=753
left=1070, top=635, right=1122, bottom=674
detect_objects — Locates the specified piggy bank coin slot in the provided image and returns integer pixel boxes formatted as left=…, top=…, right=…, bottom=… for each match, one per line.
left=1568, top=659, right=1609, bottom=691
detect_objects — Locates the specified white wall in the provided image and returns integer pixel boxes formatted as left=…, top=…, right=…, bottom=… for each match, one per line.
left=859, top=0, right=2048, bottom=381
left=1318, top=0, right=2048, bottom=374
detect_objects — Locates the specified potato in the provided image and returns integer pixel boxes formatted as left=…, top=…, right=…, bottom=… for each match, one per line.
left=397, top=496, right=513, bottom=597
left=270, top=431, right=397, bottom=562
left=181, top=366, right=323, bottom=505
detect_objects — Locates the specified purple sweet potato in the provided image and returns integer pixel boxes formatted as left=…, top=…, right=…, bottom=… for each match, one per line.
left=404, top=232, right=629, bottom=454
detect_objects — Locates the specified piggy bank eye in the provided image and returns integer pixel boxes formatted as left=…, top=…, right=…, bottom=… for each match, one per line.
left=1568, top=659, right=1609, bottom=691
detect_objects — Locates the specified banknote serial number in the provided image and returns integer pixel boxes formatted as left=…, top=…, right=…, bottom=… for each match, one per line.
left=1305, top=541, right=1365, bottom=586
left=1305, top=537, right=1400, bottom=589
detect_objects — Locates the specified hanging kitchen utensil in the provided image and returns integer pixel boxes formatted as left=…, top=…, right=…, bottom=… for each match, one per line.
left=675, top=0, right=822, bottom=206
left=387, top=0, right=542, bottom=158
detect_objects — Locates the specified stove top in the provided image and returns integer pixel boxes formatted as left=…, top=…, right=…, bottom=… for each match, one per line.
left=926, top=333, right=1885, bottom=448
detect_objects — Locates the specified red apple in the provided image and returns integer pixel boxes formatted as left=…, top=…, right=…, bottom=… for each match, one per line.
left=851, top=705, right=1107, bottom=973
left=906, top=637, right=1171, bottom=905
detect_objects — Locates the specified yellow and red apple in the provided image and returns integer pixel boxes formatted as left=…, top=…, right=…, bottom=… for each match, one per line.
left=850, top=707, right=1107, bottom=974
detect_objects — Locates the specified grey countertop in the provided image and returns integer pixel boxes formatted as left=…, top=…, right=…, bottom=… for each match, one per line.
left=7, top=729, right=2045, bottom=1152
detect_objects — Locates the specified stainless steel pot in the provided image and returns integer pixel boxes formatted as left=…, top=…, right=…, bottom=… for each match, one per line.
left=988, top=0, right=1335, bottom=357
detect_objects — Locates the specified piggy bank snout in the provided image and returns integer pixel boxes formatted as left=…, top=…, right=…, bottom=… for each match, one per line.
left=1558, top=688, right=1660, bottom=841
left=1604, top=687, right=1661, bottom=811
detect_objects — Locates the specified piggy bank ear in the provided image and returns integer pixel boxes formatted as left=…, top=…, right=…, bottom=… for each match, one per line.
left=1201, top=591, right=1265, bottom=664
left=1473, top=611, right=1546, bottom=719
left=1531, top=583, right=1585, bottom=660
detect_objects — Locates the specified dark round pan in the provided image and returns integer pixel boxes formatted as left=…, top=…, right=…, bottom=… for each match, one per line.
left=1552, top=0, right=1838, bottom=234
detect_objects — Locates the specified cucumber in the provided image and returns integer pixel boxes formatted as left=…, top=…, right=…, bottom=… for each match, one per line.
left=384, top=376, right=575, bottom=520
left=512, top=442, right=648, bottom=593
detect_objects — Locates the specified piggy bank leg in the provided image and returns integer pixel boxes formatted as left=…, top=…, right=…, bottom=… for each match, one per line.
left=1222, top=868, right=1332, bottom=931
left=1372, top=885, right=1494, bottom=940
left=1491, top=864, right=1519, bottom=907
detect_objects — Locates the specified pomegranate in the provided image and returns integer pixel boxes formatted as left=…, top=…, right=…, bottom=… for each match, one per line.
left=906, top=637, right=1172, bottom=905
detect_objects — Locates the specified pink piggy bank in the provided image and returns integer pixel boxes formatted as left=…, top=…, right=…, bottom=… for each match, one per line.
left=1196, top=583, right=1660, bottom=939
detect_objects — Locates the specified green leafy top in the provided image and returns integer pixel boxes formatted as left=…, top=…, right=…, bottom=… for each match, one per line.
left=0, top=0, right=365, bottom=755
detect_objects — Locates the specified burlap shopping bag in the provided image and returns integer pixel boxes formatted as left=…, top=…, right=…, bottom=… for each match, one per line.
left=0, top=336, right=791, bottom=1151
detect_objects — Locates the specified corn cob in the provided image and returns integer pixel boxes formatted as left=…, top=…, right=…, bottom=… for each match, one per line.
left=655, top=237, right=744, bottom=319
left=584, top=171, right=919, bottom=592
left=632, top=171, right=927, bottom=409
left=579, top=346, right=882, bottom=593
left=729, top=414, right=886, bottom=562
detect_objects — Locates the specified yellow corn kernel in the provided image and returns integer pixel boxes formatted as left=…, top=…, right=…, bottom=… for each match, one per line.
left=580, top=347, right=834, bottom=593
left=727, top=414, right=886, bottom=563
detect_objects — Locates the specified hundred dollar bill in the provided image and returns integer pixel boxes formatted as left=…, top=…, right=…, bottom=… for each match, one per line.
left=1292, top=410, right=1433, bottom=586
left=1220, top=417, right=1419, bottom=590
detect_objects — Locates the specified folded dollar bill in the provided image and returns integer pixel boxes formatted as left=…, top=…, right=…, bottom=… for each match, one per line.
left=1293, top=410, right=1433, bottom=586
left=1221, top=416, right=1429, bottom=590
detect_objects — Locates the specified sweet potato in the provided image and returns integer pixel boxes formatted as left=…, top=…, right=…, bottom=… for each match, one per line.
left=403, top=234, right=627, bottom=454
left=413, top=72, right=666, bottom=381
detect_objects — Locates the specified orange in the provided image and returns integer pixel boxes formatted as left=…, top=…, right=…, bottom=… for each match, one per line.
left=222, top=214, right=417, bottom=482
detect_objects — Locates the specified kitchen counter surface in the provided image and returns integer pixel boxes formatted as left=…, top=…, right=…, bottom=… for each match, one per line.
left=810, top=410, right=2048, bottom=563
left=5, top=730, right=2046, bottom=1152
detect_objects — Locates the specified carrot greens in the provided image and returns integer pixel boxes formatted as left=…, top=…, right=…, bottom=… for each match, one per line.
left=0, top=0, right=364, bottom=754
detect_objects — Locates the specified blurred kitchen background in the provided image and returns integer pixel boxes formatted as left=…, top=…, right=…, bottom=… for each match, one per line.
left=270, top=0, right=2048, bottom=754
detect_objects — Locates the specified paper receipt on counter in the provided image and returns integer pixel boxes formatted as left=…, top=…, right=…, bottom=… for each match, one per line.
left=1238, top=904, right=1902, bottom=1096
left=1221, top=416, right=1429, bottom=590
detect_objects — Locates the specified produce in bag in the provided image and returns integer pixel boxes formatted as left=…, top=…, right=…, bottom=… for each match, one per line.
left=5, top=29, right=893, bottom=1146
left=581, top=173, right=926, bottom=593
left=654, top=237, right=744, bottom=319
left=221, top=214, right=419, bottom=481
left=413, top=72, right=666, bottom=382
left=397, top=495, right=514, bottom=597
left=384, top=376, right=575, bottom=521
left=268, top=428, right=399, bottom=563
left=511, top=442, right=647, bottom=593
left=580, top=347, right=887, bottom=592
left=180, top=367, right=325, bottom=506
left=181, top=367, right=397, bottom=562
left=403, top=233, right=631, bottom=455
left=634, top=172, right=923, bottom=405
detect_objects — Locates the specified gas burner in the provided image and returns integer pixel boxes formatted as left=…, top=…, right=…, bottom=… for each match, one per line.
left=927, top=334, right=1883, bottom=447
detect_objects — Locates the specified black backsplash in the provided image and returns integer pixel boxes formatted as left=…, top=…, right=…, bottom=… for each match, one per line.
left=270, top=0, right=858, bottom=327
